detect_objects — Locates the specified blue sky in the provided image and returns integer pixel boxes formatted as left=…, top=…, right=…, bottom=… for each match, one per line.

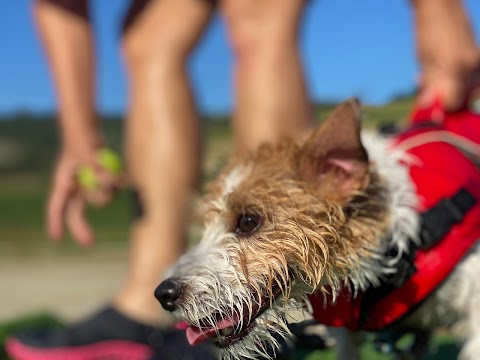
left=1, top=1, right=480, bottom=116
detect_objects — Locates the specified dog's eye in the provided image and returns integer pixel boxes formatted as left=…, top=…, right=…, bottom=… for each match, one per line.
left=235, top=213, right=262, bottom=236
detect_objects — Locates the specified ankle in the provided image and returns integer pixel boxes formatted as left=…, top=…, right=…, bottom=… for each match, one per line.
left=113, top=291, right=173, bottom=327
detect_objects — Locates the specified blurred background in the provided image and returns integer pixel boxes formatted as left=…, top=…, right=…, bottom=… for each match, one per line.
left=1, top=1, right=480, bottom=359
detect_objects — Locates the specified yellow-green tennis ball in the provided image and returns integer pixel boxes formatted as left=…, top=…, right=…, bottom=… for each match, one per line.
left=97, top=148, right=123, bottom=175
left=76, top=148, right=122, bottom=190
left=77, top=165, right=98, bottom=190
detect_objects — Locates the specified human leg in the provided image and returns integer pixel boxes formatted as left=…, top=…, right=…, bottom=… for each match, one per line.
left=6, top=1, right=217, bottom=359
left=118, top=0, right=215, bottom=326
left=412, top=0, right=480, bottom=110
left=6, top=2, right=155, bottom=359
left=220, top=0, right=313, bottom=153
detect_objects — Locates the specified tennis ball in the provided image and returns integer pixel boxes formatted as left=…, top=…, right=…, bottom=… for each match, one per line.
left=97, top=148, right=123, bottom=175
left=76, top=148, right=123, bottom=190
left=77, top=166, right=98, bottom=190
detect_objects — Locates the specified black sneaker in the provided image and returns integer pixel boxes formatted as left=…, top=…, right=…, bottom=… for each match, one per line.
left=5, top=306, right=214, bottom=360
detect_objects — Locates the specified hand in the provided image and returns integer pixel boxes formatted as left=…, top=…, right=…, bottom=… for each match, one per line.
left=47, top=148, right=124, bottom=246
left=417, top=58, right=480, bottom=112
left=412, top=0, right=480, bottom=111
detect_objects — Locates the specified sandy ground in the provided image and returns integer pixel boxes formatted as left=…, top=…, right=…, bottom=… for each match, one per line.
left=0, top=247, right=309, bottom=326
left=0, top=250, right=129, bottom=323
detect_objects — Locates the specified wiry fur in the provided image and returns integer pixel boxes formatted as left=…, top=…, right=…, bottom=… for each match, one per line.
left=161, top=102, right=480, bottom=360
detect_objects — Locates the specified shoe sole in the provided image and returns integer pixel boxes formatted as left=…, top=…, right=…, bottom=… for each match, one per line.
left=5, top=337, right=153, bottom=360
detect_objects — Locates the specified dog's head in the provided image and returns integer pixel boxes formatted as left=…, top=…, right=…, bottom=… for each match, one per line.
left=155, top=99, right=397, bottom=358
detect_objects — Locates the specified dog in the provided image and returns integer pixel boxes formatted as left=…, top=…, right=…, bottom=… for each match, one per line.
left=155, top=98, right=480, bottom=359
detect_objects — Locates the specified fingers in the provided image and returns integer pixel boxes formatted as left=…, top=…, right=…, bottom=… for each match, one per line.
left=47, top=172, right=94, bottom=246
left=436, top=78, right=467, bottom=112
left=78, top=148, right=126, bottom=205
left=47, top=174, right=74, bottom=242
left=417, top=58, right=480, bottom=112
left=70, top=159, right=127, bottom=244
left=418, top=80, right=469, bottom=113
left=83, top=187, right=115, bottom=207
left=66, top=194, right=94, bottom=246
left=46, top=149, right=125, bottom=245
left=82, top=163, right=125, bottom=207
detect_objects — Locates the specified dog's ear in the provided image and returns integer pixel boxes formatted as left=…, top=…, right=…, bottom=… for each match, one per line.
left=298, top=98, right=369, bottom=201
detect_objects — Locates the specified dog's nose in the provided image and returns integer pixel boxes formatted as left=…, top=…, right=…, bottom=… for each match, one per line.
left=155, top=278, right=182, bottom=311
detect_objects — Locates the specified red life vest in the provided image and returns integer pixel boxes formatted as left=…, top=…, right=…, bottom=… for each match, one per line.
left=308, top=102, right=480, bottom=331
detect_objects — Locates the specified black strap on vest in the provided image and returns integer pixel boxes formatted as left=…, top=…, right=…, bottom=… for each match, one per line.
left=358, top=187, right=476, bottom=330
left=419, top=188, right=476, bottom=249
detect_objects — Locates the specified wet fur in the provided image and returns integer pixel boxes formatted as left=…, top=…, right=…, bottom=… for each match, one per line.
left=163, top=101, right=480, bottom=359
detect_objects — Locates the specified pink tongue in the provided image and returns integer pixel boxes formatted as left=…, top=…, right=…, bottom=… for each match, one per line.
left=175, top=321, right=188, bottom=330
left=185, top=318, right=237, bottom=346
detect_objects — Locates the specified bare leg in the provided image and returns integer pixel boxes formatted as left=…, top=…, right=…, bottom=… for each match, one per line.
left=221, top=0, right=313, bottom=153
left=412, top=0, right=480, bottom=110
left=118, top=0, right=214, bottom=325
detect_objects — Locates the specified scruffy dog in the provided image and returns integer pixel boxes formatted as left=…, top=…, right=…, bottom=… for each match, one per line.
left=155, top=99, right=480, bottom=360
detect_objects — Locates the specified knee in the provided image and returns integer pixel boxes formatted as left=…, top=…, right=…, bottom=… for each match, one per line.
left=122, top=26, right=192, bottom=69
left=222, top=0, right=304, bottom=63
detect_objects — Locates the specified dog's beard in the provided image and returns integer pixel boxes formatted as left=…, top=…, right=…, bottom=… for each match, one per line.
left=170, top=273, right=309, bottom=360
left=220, top=295, right=305, bottom=360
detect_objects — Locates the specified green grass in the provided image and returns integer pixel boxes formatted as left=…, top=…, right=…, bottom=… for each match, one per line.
left=0, top=313, right=62, bottom=360
left=0, top=316, right=459, bottom=360
left=0, top=173, right=133, bottom=256
left=299, top=334, right=460, bottom=360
